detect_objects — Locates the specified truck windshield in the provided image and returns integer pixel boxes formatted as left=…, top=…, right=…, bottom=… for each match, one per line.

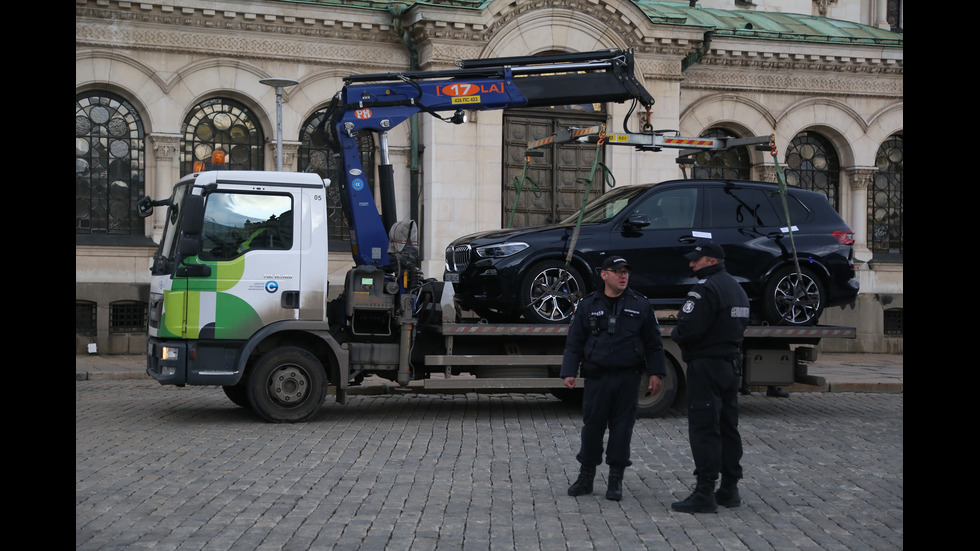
left=150, top=183, right=192, bottom=276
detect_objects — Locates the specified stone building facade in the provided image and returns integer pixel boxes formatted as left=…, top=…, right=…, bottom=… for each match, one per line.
left=75, top=0, right=902, bottom=354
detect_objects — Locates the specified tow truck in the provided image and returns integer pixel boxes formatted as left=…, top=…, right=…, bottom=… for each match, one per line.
left=138, top=49, right=854, bottom=422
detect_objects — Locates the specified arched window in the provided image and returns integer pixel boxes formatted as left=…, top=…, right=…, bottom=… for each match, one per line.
left=297, top=108, right=376, bottom=252
left=181, top=98, right=263, bottom=175
left=870, top=134, right=903, bottom=257
left=75, top=91, right=146, bottom=236
left=783, top=131, right=841, bottom=210
left=691, top=128, right=753, bottom=179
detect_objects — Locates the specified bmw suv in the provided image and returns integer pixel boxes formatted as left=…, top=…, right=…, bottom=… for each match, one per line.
left=444, top=179, right=859, bottom=326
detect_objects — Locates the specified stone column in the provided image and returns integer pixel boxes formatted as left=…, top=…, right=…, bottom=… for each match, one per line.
left=149, top=133, right=182, bottom=242
left=876, top=0, right=890, bottom=29
left=283, top=141, right=301, bottom=172
left=755, top=164, right=778, bottom=184
left=263, top=140, right=302, bottom=172
left=845, top=167, right=876, bottom=263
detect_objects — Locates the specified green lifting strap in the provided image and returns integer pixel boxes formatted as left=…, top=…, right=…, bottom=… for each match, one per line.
left=565, top=128, right=614, bottom=266
left=507, top=155, right=543, bottom=228
left=768, top=135, right=806, bottom=306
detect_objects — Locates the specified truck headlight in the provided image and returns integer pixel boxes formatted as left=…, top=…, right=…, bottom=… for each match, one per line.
left=160, top=346, right=179, bottom=361
left=475, top=242, right=528, bottom=259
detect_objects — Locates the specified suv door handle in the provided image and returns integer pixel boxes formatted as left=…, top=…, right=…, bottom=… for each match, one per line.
left=678, top=235, right=697, bottom=243
left=766, top=231, right=783, bottom=239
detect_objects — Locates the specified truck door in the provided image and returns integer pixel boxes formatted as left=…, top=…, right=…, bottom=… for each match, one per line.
left=184, top=188, right=302, bottom=340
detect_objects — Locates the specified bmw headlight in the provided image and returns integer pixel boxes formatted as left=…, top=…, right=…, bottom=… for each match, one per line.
left=475, top=242, right=528, bottom=258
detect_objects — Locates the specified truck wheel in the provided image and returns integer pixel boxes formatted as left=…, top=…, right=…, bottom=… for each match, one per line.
left=636, top=357, right=679, bottom=418
left=222, top=383, right=250, bottom=409
left=520, top=260, right=585, bottom=324
left=762, top=266, right=825, bottom=326
left=247, top=347, right=327, bottom=423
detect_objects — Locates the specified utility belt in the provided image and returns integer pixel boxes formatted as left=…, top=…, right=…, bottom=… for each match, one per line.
left=580, top=360, right=644, bottom=379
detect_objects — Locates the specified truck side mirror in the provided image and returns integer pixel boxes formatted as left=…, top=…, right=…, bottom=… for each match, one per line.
left=137, top=196, right=154, bottom=218
left=179, top=234, right=202, bottom=257
left=174, top=193, right=210, bottom=276
left=181, top=194, right=205, bottom=235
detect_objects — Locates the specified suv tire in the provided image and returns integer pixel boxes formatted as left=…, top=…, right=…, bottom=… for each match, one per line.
left=520, top=260, right=585, bottom=324
left=762, top=266, right=825, bottom=326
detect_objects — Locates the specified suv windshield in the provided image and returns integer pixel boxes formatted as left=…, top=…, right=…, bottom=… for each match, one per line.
left=560, top=185, right=650, bottom=224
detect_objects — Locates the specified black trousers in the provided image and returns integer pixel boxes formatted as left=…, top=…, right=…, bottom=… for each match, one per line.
left=576, top=369, right=640, bottom=468
left=685, top=356, right=743, bottom=481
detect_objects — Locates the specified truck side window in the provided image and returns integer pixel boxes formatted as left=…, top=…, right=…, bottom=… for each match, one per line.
left=199, top=192, right=293, bottom=261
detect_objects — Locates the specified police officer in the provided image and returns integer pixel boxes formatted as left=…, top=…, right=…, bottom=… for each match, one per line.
left=561, top=255, right=666, bottom=501
left=670, top=242, right=750, bottom=513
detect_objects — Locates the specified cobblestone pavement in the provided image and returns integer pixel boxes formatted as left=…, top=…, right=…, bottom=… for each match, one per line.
left=76, top=380, right=902, bottom=551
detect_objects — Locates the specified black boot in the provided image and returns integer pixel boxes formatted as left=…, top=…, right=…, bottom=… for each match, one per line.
left=671, top=477, right=718, bottom=514
left=605, top=466, right=625, bottom=501
left=715, top=477, right=741, bottom=508
left=766, top=386, right=789, bottom=398
left=568, top=464, right=596, bottom=496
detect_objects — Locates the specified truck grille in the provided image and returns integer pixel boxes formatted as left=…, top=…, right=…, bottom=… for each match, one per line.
left=446, top=244, right=472, bottom=272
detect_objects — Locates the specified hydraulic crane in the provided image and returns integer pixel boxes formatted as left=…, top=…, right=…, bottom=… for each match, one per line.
left=321, top=49, right=655, bottom=269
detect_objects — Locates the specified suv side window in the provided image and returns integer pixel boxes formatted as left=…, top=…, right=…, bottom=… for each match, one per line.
left=769, top=192, right=814, bottom=226
left=632, top=187, right=698, bottom=229
left=704, top=186, right=781, bottom=228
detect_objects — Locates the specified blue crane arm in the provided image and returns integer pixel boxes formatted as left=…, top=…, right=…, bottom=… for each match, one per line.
left=329, top=49, right=655, bottom=268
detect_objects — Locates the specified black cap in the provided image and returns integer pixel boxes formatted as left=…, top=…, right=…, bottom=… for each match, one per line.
left=684, top=242, right=725, bottom=261
left=602, top=255, right=631, bottom=271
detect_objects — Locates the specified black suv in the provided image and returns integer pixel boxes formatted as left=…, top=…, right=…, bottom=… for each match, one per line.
left=444, top=179, right=859, bottom=326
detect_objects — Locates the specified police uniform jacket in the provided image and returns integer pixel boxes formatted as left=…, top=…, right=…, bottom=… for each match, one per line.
left=670, top=263, right=750, bottom=362
left=560, top=288, right=666, bottom=379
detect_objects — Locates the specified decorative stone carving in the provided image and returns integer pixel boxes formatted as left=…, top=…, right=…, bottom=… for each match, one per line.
left=149, top=133, right=181, bottom=163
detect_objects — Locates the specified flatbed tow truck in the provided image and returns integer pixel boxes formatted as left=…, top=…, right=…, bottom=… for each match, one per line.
left=137, top=49, right=855, bottom=422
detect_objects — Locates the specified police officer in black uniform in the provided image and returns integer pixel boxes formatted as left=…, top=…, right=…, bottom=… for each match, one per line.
left=670, top=242, right=750, bottom=513
left=561, top=255, right=666, bottom=501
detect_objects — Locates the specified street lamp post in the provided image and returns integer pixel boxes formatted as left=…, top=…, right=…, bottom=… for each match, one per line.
left=259, top=78, right=299, bottom=171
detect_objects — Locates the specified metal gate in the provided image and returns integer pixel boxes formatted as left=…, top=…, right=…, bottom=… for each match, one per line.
left=502, top=108, right=608, bottom=228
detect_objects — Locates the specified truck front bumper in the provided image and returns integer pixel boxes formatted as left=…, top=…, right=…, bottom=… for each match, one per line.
left=146, top=338, right=187, bottom=385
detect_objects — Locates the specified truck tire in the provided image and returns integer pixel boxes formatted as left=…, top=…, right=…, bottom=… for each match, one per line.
left=520, top=260, right=585, bottom=324
left=636, top=356, right=679, bottom=418
left=222, top=383, right=250, bottom=409
left=762, top=266, right=825, bottom=326
left=246, top=347, right=327, bottom=423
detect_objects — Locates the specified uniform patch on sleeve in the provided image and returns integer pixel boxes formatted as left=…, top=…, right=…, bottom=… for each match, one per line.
left=730, top=306, right=750, bottom=318
left=682, top=300, right=695, bottom=313
left=686, top=291, right=702, bottom=299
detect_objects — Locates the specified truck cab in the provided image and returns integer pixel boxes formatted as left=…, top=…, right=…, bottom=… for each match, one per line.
left=143, top=170, right=332, bottom=388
